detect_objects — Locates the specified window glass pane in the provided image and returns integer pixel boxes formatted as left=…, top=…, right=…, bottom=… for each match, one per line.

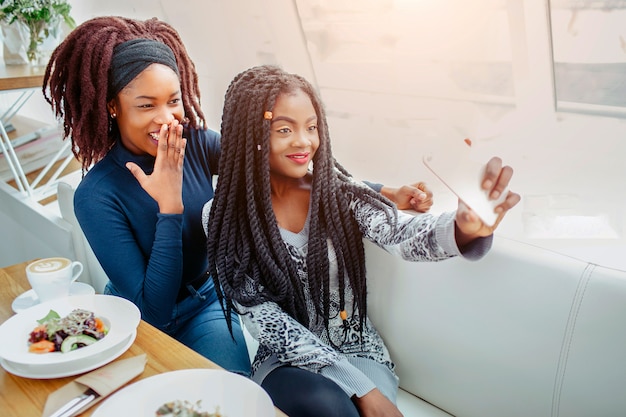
left=293, top=0, right=517, bottom=186
left=295, top=0, right=514, bottom=101
left=550, top=0, right=626, bottom=112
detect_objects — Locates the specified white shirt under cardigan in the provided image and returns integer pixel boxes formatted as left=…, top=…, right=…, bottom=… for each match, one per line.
left=202, top=179, right=492, bottom=402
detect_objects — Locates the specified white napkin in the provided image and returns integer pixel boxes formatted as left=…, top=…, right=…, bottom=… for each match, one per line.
left=42, top=354, right=147, bottom=417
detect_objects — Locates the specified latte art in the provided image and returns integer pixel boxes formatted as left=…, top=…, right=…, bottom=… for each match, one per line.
left=25, top=257, right=83, bottom=303
left=27, top=258, right=71, bottom=273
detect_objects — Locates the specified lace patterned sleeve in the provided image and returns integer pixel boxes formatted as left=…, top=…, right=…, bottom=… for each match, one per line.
left=349, top=185, right=461, bottom=262
left=237, top=301, right=341, bottom=371
left=201, top=199, right=212, bottom=237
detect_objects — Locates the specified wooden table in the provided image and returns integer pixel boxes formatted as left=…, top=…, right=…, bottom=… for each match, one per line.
left=0, top=260, right=287, bottom=417
left=0, top=64, right=45, bottom=91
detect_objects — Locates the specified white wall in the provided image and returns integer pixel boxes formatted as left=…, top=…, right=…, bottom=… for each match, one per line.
left=2, top=0, right=625, bottom=270
left=66, top=0, right=315, bottom=130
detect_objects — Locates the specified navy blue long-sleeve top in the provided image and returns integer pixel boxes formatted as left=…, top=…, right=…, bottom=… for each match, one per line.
left=74, top=127, right=220, bottom=327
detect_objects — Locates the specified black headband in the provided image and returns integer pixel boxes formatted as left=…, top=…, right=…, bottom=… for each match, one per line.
left=108, top=38, right=180, bottom=100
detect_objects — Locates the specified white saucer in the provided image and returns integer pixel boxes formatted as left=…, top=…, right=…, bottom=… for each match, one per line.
left=11, top=282, right=96, bottom=313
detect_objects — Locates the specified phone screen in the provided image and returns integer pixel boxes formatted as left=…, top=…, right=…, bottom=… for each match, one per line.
left=422, top=149, right=506, bottom=226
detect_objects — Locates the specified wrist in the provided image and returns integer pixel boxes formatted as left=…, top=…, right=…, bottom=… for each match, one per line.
left=159, top=202, right=184, bottom=214
left=454, top=222, right=477, bottom=248
left=380, top=186, right=395, bottom=201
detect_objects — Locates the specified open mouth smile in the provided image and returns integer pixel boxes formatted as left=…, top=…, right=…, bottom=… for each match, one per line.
left=287, top=153, right=310, bottom=164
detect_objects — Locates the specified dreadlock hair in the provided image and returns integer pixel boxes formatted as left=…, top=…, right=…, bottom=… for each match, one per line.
left=42, top=16, right=205, bottom=170
left=207, top=65, right=394, bottom=339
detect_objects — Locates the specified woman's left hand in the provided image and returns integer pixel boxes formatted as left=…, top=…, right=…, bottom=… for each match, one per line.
left=352, top=388, right=404, bottom=417
left=454, top=156, right=520, bottom=246
left=382, top=182, right=434, bottom=212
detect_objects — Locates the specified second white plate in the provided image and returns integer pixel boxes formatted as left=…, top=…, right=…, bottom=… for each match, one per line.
left=93, top=369, right=275, bottom=417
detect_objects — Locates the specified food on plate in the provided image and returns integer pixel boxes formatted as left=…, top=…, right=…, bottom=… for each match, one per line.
left=28, top=309, right=108, bottom=354
left=156, top=400, right=223, bottom=417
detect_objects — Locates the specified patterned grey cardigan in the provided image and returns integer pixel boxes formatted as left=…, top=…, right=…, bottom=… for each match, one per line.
left=202, top=181, right=492, bottom=400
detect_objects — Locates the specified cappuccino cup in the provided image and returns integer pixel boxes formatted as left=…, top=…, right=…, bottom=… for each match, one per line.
left=26, top=257, right=84, bottom=303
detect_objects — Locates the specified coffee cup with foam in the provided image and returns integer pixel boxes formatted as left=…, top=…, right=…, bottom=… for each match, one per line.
left=25, top=257, right=84, bottom=303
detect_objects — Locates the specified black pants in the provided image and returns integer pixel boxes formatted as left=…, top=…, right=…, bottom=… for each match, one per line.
left=262, top=366, right=361, bottom=417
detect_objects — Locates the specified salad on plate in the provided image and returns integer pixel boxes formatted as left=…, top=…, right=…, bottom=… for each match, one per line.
left=156, top=400, right=223, bottom=417
left=28, top=308, right=108, bottom=354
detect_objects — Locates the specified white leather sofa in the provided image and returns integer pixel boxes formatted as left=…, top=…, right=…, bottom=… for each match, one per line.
left=57, top=175, right=626, bottom=416
left=365, top=236, right=626, bottom=417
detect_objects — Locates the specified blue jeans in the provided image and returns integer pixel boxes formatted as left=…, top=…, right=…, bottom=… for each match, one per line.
left=104, top=278, right=251, bottom=376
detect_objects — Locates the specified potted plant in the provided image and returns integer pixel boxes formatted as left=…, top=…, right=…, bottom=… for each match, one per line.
left=0, top=0, right=76, bottom=65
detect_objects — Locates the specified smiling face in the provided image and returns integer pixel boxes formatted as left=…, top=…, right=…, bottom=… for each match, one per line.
left=268, top=89, right=320, bottom=181
left=108, top=63, right=184, bottom=156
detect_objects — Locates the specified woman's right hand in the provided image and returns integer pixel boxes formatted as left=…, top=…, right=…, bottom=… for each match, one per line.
left=454, top=156, right=520, bottom=246
left=125, top=120, right=187, bottom=214
left=353, top=388, right=404, bottom=417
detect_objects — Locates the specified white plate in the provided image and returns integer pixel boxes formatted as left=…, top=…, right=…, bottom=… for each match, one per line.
left=11, top=282, right=96, bottom=313
left=0, top=294, right=140, bottom=366
left=0, top=329, right=136, bottom=379
left=92, top=369, right=275, bottom=417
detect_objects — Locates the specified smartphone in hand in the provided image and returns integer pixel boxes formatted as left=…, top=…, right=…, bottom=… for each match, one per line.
left=422, top=147, right=507, bottom=227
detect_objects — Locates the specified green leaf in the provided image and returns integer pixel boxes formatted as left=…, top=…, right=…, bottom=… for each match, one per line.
left=37, top=309, right=60, bottom=324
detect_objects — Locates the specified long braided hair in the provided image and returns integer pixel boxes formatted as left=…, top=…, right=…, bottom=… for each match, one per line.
left=207, top=65, right=392, bottom=336
left=42, top=16, right=205, bottom=170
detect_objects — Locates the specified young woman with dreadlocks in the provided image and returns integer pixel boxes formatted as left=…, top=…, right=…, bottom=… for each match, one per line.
left=204, top=65, right=520, bottom=417
left=41, top=16, right=253, bottom=374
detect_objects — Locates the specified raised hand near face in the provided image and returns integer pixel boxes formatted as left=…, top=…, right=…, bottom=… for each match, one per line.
left=125, top=119, right=187, bottom=214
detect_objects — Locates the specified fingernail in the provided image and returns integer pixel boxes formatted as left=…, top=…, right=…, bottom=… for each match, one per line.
left=483, top=180, right=493, bottom=189
left=491, top=190, right=500, bottom=199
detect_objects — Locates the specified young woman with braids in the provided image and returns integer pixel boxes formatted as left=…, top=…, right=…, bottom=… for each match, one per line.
left=41, top=16, right=253, bottom=374
left=203, top=65, right=521, bottom=417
